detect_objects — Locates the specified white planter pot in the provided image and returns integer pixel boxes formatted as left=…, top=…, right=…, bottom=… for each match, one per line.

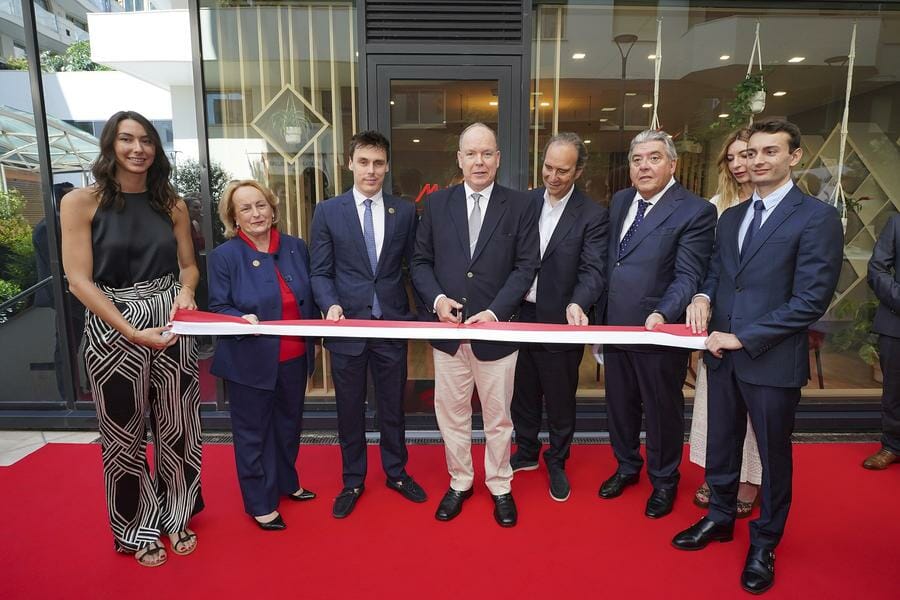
left=749, top=90, right=766, bottom=114
left=284, top=126, right=304, bottom=144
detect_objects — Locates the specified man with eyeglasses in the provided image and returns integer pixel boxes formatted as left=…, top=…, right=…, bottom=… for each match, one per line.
left=599, top=129, right=716, bottom=520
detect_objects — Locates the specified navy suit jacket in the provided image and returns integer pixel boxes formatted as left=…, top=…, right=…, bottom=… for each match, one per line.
left=702, top=184, right=844, bottom=387
left=529, top=187, right=608, bottom=350
left=207, top=233, right=318, bottom=391
left=868, top=214, right=900, bottom=338
left=604, top=182, right=716, bottom=349
left=411, top=183, right=540, bottom=360
left=309, top=190, right=417, bottom=355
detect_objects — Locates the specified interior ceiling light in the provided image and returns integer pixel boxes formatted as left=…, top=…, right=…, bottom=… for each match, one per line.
left=773, top=91, right=787, bottom=97
left=625, top=92, right=637, bottom=96
left=489, top=101, right=498, bottom=106
left=540, top=101, right=550, bottom=107
left=584, top=139, right=592, bottom=144
left=788, top=56, right=806, bottom=63
left=412, top=138, right=420, bottom=143
left=572, top=52, right=586, bottom=60
left=601, top=107, right=616, bottom=112
left=719, top=55, right=730, bottom=60
left=718, top=113, right=730, bottom=118
left=648, top=54, right=657, bottom=60
left=642, top=103, right=653, bottom=108
left=389, top=100, right=395, bottom=105
left=599, top=118, right=609, bottom=122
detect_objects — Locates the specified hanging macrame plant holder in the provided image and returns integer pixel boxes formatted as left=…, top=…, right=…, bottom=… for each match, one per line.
left=830, top=22, right=857, bottom=233
left=650, top=17, right=662, bottom=130
left=745, top=22, right=766, bottom=123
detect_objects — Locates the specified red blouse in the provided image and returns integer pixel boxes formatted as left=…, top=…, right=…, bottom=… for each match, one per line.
left=238, top=228, right=305, bottom=362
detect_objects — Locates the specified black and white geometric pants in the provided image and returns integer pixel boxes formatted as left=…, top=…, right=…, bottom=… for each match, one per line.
left=84, top=274, right=204, bottom=553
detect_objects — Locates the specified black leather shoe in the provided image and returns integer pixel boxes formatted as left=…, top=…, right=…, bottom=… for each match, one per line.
left=332, top=486, right=364, bottom=519
left=598, top=472, right=639, bottom=499
left=492, top=493, right=518, bottom=527
left=645, top=487, right=677, bottom=519
left=671, top=517, right=735, bottom=550
left=253, top=513, right=286, bottom=531
left=741, top=545, right=775, bottom=594
left=549, top=467, right=570, bottom=502
left=510, top=452, right=539, bottom=473
left=435, top=487, right=473, bottom=521
left=286, top=488, right=316, bottom=502
left=386, top=475, right=427, bottom=503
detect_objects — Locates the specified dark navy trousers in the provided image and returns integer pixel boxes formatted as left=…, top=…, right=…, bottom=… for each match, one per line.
left=330, top=339, right=409, bottom=489
left=227, top=356, right=307, bottom=517
left=705, top=352, right=800, bottom=550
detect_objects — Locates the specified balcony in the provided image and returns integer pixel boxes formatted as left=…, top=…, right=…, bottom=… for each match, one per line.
left=0, top=1, right=90, bottom=51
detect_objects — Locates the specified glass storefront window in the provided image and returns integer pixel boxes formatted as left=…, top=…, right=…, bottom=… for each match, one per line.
left=531, top=2, right=900, bottom=400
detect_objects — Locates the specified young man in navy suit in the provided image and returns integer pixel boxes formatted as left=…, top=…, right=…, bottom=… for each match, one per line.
left=412, top=123, right=540, bottom=527
left=309, top=130, right=425, bottom=518
left=673, top=119, right=843, bottom=595
left=600, top=130, right=717, bottom=519
left=509, top=132, right=608, bottom=502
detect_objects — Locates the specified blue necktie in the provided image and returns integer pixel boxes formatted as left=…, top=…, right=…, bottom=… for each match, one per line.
left=363, top=199, right=381, bottom=318
left=740, top=200, right=766, bottom=260
left=618, top=198, right=649, bottom=259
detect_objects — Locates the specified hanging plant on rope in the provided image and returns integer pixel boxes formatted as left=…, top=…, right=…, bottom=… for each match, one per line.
left=708, top=22, right=767, bottom=134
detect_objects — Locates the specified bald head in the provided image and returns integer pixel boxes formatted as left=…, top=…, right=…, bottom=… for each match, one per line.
left=457, top=122, right=501, bottom=192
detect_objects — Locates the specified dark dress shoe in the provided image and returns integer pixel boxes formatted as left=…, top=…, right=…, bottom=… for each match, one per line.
left=332, top=486, right=364, bottom=519
left=386, top=475, right=427, bottom=503
left=286, top=488, right=316, bottom=501
left=599, top=472, right=639, bottom=499
left=549, top=467, right=570, bottom=502
left=510, top=452, right=539, bottom=473
left=253, top=513, right=286, bottom=531
left=741, top=545, right=776, bottom=594
left=671, top=517, right=734, bottom=550
left=492, top=493, right=518, bottom=527
left=435, top=487, right=473, bottom=521
left=645, top=487, right=677, bottom=519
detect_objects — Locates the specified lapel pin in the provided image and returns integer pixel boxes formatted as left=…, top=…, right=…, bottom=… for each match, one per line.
left=252, top=259, right=261, bottom=267
left=388, top=207, right=396, bottom=214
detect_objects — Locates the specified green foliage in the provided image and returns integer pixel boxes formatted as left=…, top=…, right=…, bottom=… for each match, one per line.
left=706, top=72, right=768, bottom=135
left=4, top=56, right=30, bottom=70
left=831, top=298, right=879, bottom=366
left=0, top=188, right=35, bottom=312
left=171, top=159, right=232, bottom=246
left=24, top=41, right=111, bottom=73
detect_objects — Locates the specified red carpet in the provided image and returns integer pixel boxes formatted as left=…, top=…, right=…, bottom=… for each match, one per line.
left=1, top=442, right=896, bottom=599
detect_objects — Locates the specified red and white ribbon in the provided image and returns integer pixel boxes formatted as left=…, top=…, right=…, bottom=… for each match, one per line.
left=171, top=310, right=707, bottom=350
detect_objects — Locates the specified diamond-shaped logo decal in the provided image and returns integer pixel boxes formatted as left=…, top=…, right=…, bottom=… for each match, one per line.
left=252, top=85, right=330, bottom=163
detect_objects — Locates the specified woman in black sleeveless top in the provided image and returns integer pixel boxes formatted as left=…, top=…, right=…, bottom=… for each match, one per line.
left=61, top=111, right=203, bottom=567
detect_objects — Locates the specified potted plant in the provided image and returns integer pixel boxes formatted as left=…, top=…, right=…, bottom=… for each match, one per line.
left=270, top=96, right=314, bottom=146
left=736, top=72, right=767, bottom=114
left=832, top=298, right=881, bottom=382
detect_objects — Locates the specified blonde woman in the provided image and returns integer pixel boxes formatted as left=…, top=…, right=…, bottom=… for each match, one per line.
left=689, top=129, right=762, bottom=517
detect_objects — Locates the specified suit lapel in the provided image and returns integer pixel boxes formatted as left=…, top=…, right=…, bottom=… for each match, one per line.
left=340, top=194, right=374, bottom=276
left=542, top=190, right=582, bottom=260
left=611, top=190, right=630, bottom=243
left=617, top=184, right=682, bottom=260
left=376, top=195, right=398, bottom=274
left=471, top=185, right=508, bottom=264
left=736, top=186, right=804, bottom=274
left=447, top=185, right=470, bottom=257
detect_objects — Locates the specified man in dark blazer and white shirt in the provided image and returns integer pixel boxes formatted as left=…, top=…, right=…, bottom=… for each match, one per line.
left=865, top=214, right=900, bottom=470
left=310, top=130, right=426, bottom=519
left=600, top=129, right=717, bottom=520
left=673, top=119, right=843, bottom=595
left=509, top=132, right=608, bottom=502
left=412, top=123, right=540, bottom=527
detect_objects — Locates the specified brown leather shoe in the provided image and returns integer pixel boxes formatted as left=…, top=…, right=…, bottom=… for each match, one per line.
left=863, top=448, right=898, bottom=470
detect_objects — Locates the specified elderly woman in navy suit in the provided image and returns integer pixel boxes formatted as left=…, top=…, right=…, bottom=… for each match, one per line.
left=208, top=180, right=318, bottom=531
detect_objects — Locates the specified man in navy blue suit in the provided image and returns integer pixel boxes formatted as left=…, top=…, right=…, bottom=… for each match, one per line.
left=600, top=130, right=716, bottom=519
left=412, top=123, right=539, bottom=527
left=672, top=119, right=843, bottom=595
left=509, top=132, right=608, bottom=502
left=309, top=130, right=425, bottom=519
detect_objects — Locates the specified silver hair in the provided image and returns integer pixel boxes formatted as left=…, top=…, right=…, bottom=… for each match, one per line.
left=458, top=122, right=498, bottom=151
left=629, top=129, right=677, bottom=162
left=543, top=132, right=588, bottom=170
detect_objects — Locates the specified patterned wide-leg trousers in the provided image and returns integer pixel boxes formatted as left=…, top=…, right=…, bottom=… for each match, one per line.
left=83, top=274, right=203, bottom=553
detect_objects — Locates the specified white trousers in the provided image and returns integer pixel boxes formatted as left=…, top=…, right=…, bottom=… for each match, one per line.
left=433, top=344, right=518, bottom=495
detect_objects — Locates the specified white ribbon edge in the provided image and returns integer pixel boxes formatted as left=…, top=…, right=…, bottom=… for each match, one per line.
left=171, top=320, right=707, bottom=351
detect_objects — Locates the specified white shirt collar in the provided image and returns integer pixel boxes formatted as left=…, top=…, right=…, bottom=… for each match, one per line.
left=543, top=185, right=575, bottom=210
left=752, top=178, right=794, bottom=208
left=635, top=176, right=676, bottom=204
left=353, top=186, right=384, bottom=206
left=464, top=181, right=494, bottom=202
